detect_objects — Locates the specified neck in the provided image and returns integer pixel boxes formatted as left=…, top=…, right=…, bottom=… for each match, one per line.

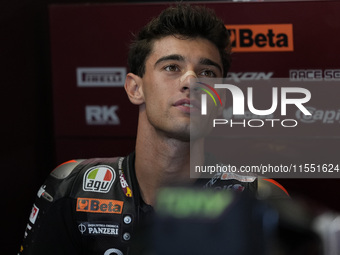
left=134, top=113, right=204, bottom=206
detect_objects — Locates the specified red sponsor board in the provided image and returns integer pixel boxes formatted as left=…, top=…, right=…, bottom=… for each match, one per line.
left=50, top=2, right=340, bottom=165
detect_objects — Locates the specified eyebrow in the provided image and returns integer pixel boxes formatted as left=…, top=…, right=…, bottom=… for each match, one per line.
left=154, top=54, right=185, bottom=67
left=199, top=58, right=223, bottom=74
left=154, top=54, right=223, bottom=74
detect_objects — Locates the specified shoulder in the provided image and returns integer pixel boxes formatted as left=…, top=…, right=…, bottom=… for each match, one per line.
left=205, top=173, right=290, bottom=200
left=49, top=157, right=124, bottom=193
left=35, top=157, right=128, bottom=205
left=257, top=178, right=290, bottom=200
left=50, top=159, right=84, bottom=179
left=50, top=157, right=123, bottom=180
left=36, top=159, right=86, bottom=202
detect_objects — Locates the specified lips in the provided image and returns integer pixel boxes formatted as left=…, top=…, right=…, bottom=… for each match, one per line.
left=173, top=98, right=200, bottom=113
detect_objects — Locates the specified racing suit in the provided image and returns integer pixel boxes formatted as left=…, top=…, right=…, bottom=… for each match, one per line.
left=19, top=152, right=288, bottom=255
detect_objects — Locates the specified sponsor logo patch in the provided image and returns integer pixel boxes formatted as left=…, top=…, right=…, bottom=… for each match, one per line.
left=296, top=106, right=340, bottom=124
left=77, top=67, right=126, bottom=87
left=83, top=166, right=115, bottom=193
left=29, top=204, right=39, bottom=224
left=290, top=69, right=340, bottom=81
left=119, top=170, right=132, bottom=197
left=76, top=198, right=123, bottom=214
left=85, top=105, right=120, bottom=125
left=226, top=72, right=274, bottom=82
left=221, top=173, right=256, bottom=183
left=78, top=222, right=119, bottom=236
left=226, top=24, right=294, bottom=52
left=117, top=157, right=133, bottom=197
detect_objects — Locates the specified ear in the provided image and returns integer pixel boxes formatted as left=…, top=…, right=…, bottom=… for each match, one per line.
left=124, top=73, right=144, bottom=105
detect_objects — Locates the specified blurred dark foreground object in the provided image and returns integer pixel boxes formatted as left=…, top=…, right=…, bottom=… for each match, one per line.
left=131, top=187, right=322, bottom=255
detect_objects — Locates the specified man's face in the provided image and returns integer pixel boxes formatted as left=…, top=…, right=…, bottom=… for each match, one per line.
left=140, top=35, right=223, bottom=141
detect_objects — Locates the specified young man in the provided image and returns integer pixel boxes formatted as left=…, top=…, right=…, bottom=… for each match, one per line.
left=20, top=4, right=288, bottom=255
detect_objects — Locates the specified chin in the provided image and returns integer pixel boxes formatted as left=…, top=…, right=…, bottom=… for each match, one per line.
left=163, top=126, right=191, bottom=142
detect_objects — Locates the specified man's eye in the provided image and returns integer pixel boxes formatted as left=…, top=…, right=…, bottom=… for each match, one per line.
left=164, top=65, right=180, bottom=72
left=200, top=70, right=216, bottom=77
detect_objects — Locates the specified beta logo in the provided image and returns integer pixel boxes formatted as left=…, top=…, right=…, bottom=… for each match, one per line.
left=83, top=166, right=115, bottom=193
left=77, top=198, right=123, bottom=214
left=226, top=24, right=294, bottom=52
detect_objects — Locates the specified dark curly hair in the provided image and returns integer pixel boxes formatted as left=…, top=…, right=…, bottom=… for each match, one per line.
left=128, top=4, right=231, bottom=78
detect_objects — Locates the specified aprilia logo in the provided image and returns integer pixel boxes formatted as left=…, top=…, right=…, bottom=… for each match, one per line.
left=296, top=107, right=340, bottom=124
left=226, top=24, right=294, bottom=52
left=77, top=198, right=123, bottom=214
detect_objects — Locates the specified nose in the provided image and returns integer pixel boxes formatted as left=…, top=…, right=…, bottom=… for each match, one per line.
left=180, top=70, right=197, bottom=92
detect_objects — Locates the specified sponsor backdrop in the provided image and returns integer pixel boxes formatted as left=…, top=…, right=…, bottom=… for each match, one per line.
left=50, top=2, right=340, bottom=172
